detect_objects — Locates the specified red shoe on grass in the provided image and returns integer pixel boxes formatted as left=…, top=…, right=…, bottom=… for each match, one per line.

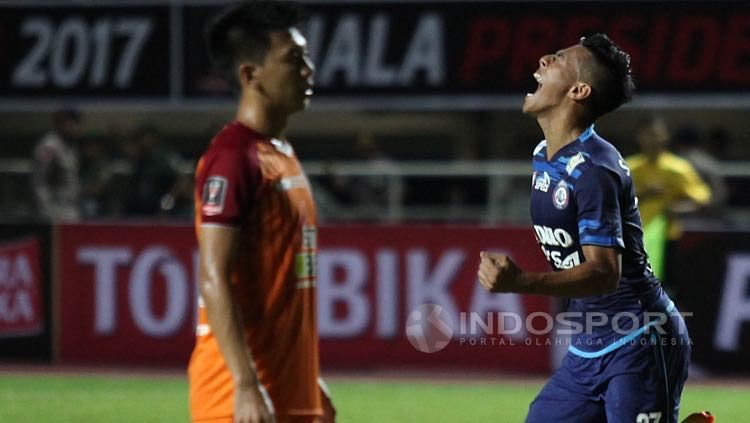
left=681, top=411, right=714, bottom=423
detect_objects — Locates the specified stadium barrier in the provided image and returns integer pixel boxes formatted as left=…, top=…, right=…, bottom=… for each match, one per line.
left=2, top=158, right=749, bottom=224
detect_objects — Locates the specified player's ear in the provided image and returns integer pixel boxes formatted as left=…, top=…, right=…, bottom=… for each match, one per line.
left=236, top=62, right=259, bottom=88
left=568, top=82, right=592, bottom=101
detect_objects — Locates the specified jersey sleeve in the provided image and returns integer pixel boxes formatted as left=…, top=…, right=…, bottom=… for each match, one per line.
left=574, top=165, right=625, bottom=249
left=678, top=163, right=712, bottom=205
left=196, top=148, right=261, bottom=226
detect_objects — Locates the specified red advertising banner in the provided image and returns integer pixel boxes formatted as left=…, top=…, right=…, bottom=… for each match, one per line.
left=0, top=237, right=44, bottom=337
left=57, top=223, right=198, bottom=365
left=317, top=225, right=553, bottom=373
left=57, top=223, right=553, bottom=372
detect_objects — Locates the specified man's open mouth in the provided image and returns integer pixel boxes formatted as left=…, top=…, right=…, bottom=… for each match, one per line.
left=527, top=72, right=544, bottom=97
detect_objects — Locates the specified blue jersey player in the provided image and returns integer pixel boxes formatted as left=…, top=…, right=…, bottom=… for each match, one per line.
left=478, top=34, right=695, bottom=422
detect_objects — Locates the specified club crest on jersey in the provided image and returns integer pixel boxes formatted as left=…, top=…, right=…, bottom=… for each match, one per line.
left=202, top=176, right=227, bottom=216
left=553, top=182, right=569, bottom=210
left=534, top=171, right=551, bottom=192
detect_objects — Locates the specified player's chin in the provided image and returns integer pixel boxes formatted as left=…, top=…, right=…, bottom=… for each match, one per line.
left=521, top=96, right=535, bottom=115
left=522, top=95, right=545, bottom=116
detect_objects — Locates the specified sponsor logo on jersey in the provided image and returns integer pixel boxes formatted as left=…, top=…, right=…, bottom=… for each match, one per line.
left=534, top=171, right=551, bottom=192
left=202, top=176, right=228, bottom=216
left=566, top=152, right=585, bottom=175
left=533, top=225, right=574, bottom=247
left=301, top=226, right=317, bottom=249
left=296, top=226, right=318, bottom=287
left=553, top=182, right=569, bottom=210
left=534, top=226, right=580, bottom=269
left=540, top=247, right=581, bottom=269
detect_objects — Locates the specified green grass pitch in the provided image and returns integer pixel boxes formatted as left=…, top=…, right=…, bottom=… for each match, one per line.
left=0, top=372, right=747, bottom=422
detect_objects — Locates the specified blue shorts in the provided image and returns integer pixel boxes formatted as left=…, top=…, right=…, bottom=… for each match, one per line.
left=526, top=311, right=691, bottom=423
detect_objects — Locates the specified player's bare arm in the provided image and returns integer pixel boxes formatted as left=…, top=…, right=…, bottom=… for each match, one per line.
left=478, top=245, right=621, bottom=297
left=198, top=225, right=275, bottom=423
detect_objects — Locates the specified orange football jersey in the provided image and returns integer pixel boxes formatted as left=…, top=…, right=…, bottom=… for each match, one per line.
left=189, top=122, right=321, bottom=421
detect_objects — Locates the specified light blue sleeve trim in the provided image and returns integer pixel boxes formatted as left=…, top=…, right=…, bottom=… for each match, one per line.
left=578, top=219, right=602, bottom=231
left=568, top=301, right=675, bottom=359
left=579, top=234, right=624, bottom=249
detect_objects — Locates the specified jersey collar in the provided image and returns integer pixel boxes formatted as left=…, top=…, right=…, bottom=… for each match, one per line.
left=578, top=125, right=596, bottom=142
left=540, top=125, right=596, bottom=163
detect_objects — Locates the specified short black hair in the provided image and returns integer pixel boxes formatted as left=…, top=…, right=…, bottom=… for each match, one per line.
left=579, top=33, right=635, bottom=120
left=205, top=1, right=303, bottom=77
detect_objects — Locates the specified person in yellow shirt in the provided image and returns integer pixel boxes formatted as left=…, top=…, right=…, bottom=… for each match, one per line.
left=627, top=117, right=711, bottom=296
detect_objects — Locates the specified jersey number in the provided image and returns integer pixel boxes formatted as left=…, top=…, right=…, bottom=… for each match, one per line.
left=636, top=412, right=662, bottom=423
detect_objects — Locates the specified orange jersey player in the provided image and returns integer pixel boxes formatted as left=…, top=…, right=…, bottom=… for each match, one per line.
left=188, top=2, right=334, bottom=422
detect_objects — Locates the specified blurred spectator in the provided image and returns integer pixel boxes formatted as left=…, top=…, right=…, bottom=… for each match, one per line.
left=673, top=125, right=728, bottom=214
left=122, top=123, right=182, bottom=216
left=626, top=117, right=712, bottom=298
left=159, top=172, right=195, bottom=218
left=349, top=131, right=395, bottom=210
left=79, top=137, right=114, bottom=218
left=31, top=108, right=84, bottom=221
left=310, top=164, right=353, bottom=222
left=319, top=162, right=355, bottom=205
left=313, top=131, right=401, bottom=221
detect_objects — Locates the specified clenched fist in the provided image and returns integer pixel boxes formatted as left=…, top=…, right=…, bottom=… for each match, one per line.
left=477, top=251, right=524, bottom=293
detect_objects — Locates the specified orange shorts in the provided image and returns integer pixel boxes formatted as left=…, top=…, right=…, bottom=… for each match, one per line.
left=191, top=392, right=335, bottom=423
left=193, top=417, right=321, bottom=423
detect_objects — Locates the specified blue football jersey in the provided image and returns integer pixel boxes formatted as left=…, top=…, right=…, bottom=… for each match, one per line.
left=529, top=125, right=673, bottom=356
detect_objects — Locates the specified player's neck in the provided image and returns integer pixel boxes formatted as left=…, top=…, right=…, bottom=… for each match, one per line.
left=537, top=113, right=590, bottom=159
left=235, top=97, right=289, bottom=139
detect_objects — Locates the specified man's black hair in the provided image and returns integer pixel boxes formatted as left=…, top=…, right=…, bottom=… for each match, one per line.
left=579, top=33, right=635, bottom=120
left=205, top=1, right=303, bottom=78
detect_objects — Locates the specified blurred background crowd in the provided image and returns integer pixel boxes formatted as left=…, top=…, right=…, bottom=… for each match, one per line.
left=1, top=0, right=748, bottom=231
left=3, top=107, right=746, bottom=226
